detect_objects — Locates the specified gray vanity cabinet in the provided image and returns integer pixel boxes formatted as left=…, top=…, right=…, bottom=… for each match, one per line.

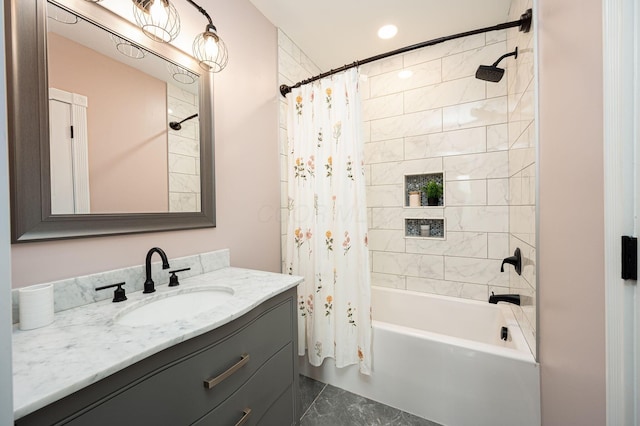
left=15, top=288, right=299, bottom=426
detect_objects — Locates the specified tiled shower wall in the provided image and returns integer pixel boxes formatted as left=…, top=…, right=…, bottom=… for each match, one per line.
left=277, top=30, right=322, bottom=262
left=277, top=2, right=537, bottom=356
left=506, top=0, right=536, bottom=355
left=167, top=83, right=200, bottom=212
left=362, top=33, right=511, bottom=301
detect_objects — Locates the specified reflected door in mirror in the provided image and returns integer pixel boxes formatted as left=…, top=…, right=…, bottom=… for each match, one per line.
left=49, top=88, right=90, bottom=214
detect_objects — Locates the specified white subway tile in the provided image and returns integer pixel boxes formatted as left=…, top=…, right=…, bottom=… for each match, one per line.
left=406, top=231, right=487, bottom=258
left=406, top=277, right=463, bottom=297
left=169, top=193, right=197, bottom=212
left=445, top=180, right=487, bottom=206
left=486, top=30, right=507, bottom=44
left=363, top=93, right=404, bottom=121
left=404, top=77, right=486, bottom=113
left=168, top=135, right=199, bottom=157
left=510, top=205, right=536, bottom=245
left=360, top=55, right=403, bottom=78
left=486, top=76, right=508, bottom=98
left=444, top=151, right=509, bottom=180
left=277, top=29, right=295, bottom=59
left=405, top=127, right=486, bottom=159
left=444, top=256, right=508, bottom=286
left=442, top=42, right=507, bottom=81
left=367, top=184, right=404, bottom=207
left=488, top=233, right=509, bottom=259
left=459, top=282, right=490, bottom=301
left=445, top=206, right=509, bottom=232
left=371, top=109, right=442, bottom=141
left=167, top=84, right=196, bottom=105
left=487, top=124, right=509, bottom=151
left=364, top=139, right=404, bottom=164
left=509, top=147, right=535, bottom=176
left=370, top=60, right=442, bottom=98
left=371, top=158, right=443, bottom=185
left=442, top=97, right=508, bottom=131
left=487, top=178, right=509, bottom=205
left=371, top=207, right=404, bottom=230
left=371, top=273, right=406, bottom=289
left=372, top=252, right=444, bottom=279
left=168, top=153, right=196, bottom=175
left=368, top=229, right=406, bottom=252
left=169, top=174, right=200, bottom=193
left=403, top=34, right=485, bottom=67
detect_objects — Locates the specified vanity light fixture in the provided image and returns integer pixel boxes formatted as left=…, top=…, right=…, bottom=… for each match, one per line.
left=132, top=0, right=228, bottom=73
left=187, top=0, right=229, bottom=72
left=167, top=62, right=197, bottom=84
left=48, top=4, right=79, bottom=24
left=132, top=0, right=181, bottom=43
left=110, top=34, right=147, bottom=59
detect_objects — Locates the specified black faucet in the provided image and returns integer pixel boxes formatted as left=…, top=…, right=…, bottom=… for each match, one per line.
left=143, top=247, right=170, bottom=294
left=500, top=247, right=522, bottom=275
left=488, top=292, right=521, bottom=305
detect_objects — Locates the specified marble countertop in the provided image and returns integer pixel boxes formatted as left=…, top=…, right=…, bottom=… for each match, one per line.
left=12, top=267, right=302, bottom=420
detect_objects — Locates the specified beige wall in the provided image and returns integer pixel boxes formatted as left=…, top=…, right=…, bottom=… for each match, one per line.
left=47, top=33, right=169, bottom=213
left=538, top=0, right=606, bottom=424
left=11, top=0, right=280, bottom=287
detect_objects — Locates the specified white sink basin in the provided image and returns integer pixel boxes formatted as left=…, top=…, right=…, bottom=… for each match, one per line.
left=115, top=287, right=235, bottom=327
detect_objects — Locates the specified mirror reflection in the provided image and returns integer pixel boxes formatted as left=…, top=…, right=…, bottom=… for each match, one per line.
left=46, top=1, right=201, bottom=214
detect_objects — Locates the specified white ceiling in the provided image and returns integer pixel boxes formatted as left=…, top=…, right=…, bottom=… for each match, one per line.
left=249, top=0, right=513, bottom=72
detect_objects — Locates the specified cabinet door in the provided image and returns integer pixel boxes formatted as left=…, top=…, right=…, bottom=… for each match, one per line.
left=193, top=343, right=294, bottom=426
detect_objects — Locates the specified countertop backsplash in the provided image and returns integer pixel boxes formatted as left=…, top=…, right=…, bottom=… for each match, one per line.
left=11, top=249, right=231, bottom=324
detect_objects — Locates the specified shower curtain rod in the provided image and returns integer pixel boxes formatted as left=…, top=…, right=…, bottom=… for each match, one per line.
left=279, top=8, right=532, bottom=97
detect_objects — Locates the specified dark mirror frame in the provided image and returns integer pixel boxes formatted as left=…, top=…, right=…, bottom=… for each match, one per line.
left=5, top=0, right=216, bottom=243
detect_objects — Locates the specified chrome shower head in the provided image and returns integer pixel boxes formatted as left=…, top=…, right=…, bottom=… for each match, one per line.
left=475, top=47, right=518, bottom=83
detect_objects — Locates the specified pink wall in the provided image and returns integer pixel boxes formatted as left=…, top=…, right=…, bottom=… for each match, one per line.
left=11, top=0, right=280, bottom=287
left=47, top=33, right=169, bottom=213
left=538, top=0, right=606, bottom=424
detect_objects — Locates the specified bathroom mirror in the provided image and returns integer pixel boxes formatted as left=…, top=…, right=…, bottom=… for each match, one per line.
left=6, top=0, right=216, bottom=242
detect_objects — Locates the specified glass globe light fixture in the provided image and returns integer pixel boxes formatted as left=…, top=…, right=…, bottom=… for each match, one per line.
left=132, top=0, right=180, bottom=43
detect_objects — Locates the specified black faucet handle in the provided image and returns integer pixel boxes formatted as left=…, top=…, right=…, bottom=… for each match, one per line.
left=500, top=248, right=522, bottom=275
left=168, top=267, right=191, bottom=287
left=96, top=282, right=127, bottom=303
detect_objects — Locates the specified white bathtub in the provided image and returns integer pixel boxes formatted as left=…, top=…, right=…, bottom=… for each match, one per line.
left=299, top=286, right=541, bottom=426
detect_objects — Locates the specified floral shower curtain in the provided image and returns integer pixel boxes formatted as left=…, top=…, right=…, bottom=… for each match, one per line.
left=285, top=68, right=371, bottom=374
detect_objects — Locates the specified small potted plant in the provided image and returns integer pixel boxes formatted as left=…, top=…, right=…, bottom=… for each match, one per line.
left=422, top=180, right=443, bottom=206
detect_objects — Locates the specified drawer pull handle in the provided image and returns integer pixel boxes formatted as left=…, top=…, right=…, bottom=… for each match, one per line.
left=203, top=353, right=250, bottom=389
left=234, top=408, right=252, bottom=426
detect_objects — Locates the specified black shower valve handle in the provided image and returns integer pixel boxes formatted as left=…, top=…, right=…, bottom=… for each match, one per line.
left=95, top=282, right=127, bottom=303
left=168, top=267, right=191, bottom=287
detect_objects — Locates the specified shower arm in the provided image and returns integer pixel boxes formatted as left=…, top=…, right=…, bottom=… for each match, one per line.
left=492, top=49, right=519, bottom=67
left=279, top=9, right=533, bottom=97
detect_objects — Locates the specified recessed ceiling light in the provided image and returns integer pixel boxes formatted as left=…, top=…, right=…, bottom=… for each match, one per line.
left=377, top=24, right=398, bottom=39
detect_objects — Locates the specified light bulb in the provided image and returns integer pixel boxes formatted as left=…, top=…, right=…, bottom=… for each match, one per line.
left=204, top=34, right=219, bottom=58
left=149, top=0, right=168, bottom=23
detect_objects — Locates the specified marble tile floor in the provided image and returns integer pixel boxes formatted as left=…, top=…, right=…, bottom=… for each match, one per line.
left=298, top=375, right=442, bottom=426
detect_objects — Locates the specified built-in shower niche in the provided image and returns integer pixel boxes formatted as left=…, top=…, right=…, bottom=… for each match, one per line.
left=404, top=173, right=444, bottom=207
left=405, top=218, right=445, bottom=239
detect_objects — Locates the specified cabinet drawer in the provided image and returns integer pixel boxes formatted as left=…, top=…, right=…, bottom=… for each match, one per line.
left=193, top=343, right=294, bottom=426
left=66, top=302, right=293, bottom=426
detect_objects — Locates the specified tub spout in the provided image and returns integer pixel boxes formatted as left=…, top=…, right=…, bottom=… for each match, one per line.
left=488, top=292, right=520, bottom=305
